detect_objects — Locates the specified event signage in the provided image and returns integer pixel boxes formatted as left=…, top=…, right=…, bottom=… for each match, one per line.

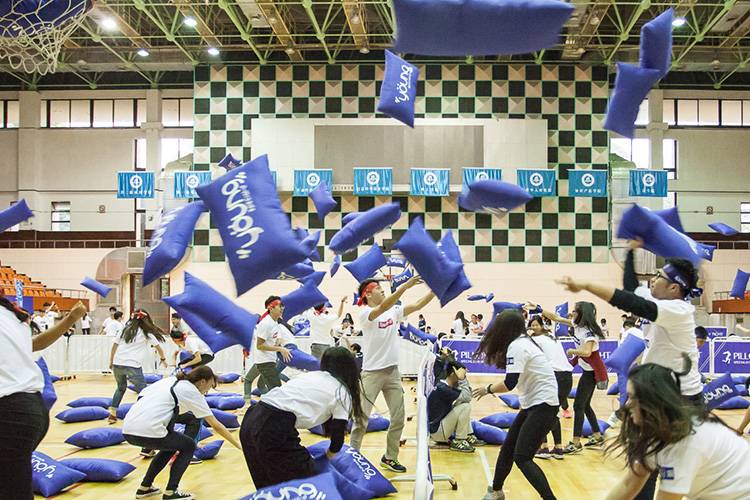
left=705, top=326, right=728, bottom=339
left=629, top=169, right=667, bottom=197
left=462, top=168, right=502, bottom=188
left=410, top=168, right=450, bottom=197
left=293, top=169, right=333, bottom=196
left=712, top=340, right=750, bottom=374
left=568, top=169, right=608, bottom=197
left=517, top=169, right=556, bottom=196
left=353, top=168, right=393, bottom=196
left=173, top=171, right=212, bottom=199
left=117, top=172, right=154, bottom=198
left=439, top=338, right=502, bottom=374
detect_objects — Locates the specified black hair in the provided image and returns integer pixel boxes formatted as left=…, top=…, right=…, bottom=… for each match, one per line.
left=121, top=309, right=166, bottom=344
left=357, top=279, right=380, bottom=305
left=350, top=343, right=361, bottom=353
left=664, top=258, right=699, bottom=298
left=176, top=365, right=217, bottom=386
left=320, top=346, right=367, bottom=424
left=171, top=313, right=181, bottom=320
left=694, top=326, right=708, bottom=340
left=113, top=311, right=124, bottom=320
left=478, top=314, right=483, bottom=321
left=475, top=310, right=526, bottom=369
left=573, top=301, right=605, bottom=339
left=264, top=295, right=282, bottom=308
left=454, top=311, right=469, bottom=330
left=0, top=296, right=29, bottom=323
left=601, top=318, right=607, bottom=324
left=109, top=306, right=117, bottom=312
left=170, top=329, right=185, bottom=340
left=623, top=316, right=637, bottom=329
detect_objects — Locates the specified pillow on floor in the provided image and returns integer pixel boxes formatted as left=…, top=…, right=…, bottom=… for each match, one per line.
left=208, top=409, right=240, bottom=429
left=116, top=403, right=133, bottom=419
left=193, top=440, right=224, bottom=460
left=65, top=427, right=125, bottom=449
left=59, top=458, right=135, bottom=482
left=31, top=451, right=86, bottom=497
left=471, top=420, right=507, bottom=445
left=174, top=423, right=214, bottom=441
left=67, top=397, right=112, bottom=409
left=217, top=373, right=241, bottom=384
left=716, top=396, right=750, bottom=410
left=240, top=472, right=344, bottom=500
left=308, top=441, right=396, bottom=498
left=582, top=419, right=611, bottom=437
left=498, top=394, right=520, bottom=409
left=479, top=412, right=517, bottom=429
left=55, top=406, right=110, bottom=423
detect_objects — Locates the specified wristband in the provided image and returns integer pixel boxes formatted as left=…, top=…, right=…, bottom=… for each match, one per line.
left=486, top=384, right=493, bottom=395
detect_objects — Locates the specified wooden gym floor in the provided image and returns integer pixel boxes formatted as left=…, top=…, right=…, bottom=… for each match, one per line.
left=37, top=373, right=748, bottom=499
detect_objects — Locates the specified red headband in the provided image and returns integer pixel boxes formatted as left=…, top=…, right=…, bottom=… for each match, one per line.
left=358, top=282, right=379, bottom=306
left=260, top=299, right=282, bottom=319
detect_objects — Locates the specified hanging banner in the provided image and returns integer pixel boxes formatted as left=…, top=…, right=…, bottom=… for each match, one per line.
left=173, top=171, right=212, bottom=199
left=554, top=302, right=569, bottom=337
left=462, top=168, right=502, bottom=188
left=353, top=168, right=393, bottom=196
left=705, top=326, right=728, bottom=339
left=410, top=168, right=450, bottom=197
left=568, top=169, right=608, bottom=197
left=629, top=169, right=667, bottom=197
left=117, top=172, right=155, bottom=199
left=517, top=169, right=556, bottom=196
left=14, top=278, right=23, bottom=306
left=293, top=169, right=333, bottom=196
left=713, top=340, right=750, bottom=374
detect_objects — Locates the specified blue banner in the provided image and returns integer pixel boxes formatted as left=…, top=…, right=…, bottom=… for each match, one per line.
left=517, top=169, right=556, bottom=196
left=410, top=168, right=450, bottom=197
left=568, top=169, right=608, bottom=197
left=14, top=278, right=23, bottom=305
left=713, top=340, right=750, bottom=373
left=293, top=169, right=333, bottom=196
left=439, top=338, right=502, bottom=374
left=706, top=326, right=727, bottom=339
left=554, top=302, right=569, bottom=337
left=117, top=172, right=155, bottom=199
left=173, top=171, right=212, bottom=199
left=353, top=168, right=392, bottom=196
left=462, top=168, right=502, bottom=188
left=629, top=169, right=668, bottom=197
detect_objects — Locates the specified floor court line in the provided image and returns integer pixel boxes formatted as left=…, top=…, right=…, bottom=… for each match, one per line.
left=479, top=449, right=493, bottom=484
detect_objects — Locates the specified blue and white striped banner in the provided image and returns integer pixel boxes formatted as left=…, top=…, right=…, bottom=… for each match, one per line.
left=517, top=169, right=556, bottom=196
left=293, top=169, right=333, bottom=196
left=462, top=168, right=502, bottom=188
left=117, top=172, right=155, bottom=199
left=410, top=168, right=450, bottom=197
left=353, top=168, right=392, bottom=195
left=173, top=171, right=212, bottom=199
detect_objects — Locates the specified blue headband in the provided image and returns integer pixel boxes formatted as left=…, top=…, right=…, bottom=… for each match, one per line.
left=663, top=263, right=703, bottom=299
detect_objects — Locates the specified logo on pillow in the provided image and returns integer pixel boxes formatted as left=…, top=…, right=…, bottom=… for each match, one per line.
left=344, top=448, right=377, bottom=480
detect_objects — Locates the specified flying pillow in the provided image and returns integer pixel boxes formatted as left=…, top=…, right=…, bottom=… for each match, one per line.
left=485, top=292, right=495, bottom=302
left=717, top=396, right=750, bottom=410
left=377, top=50, right=419, bottom=128
left=241, top=472, right=345, bottom=500
left=280, top=345, right=321, bottom=372
left=392, top=0, right=574, bottom=56
left=709, top=222, right=739, bottom=236
left=479, top=412, right=517, bottom=429
left=390, top=268, right=413, bottom=293
left=50, top=374, right=61, bottom=383
left=67, top=397, right=112, bottom=409
left=0, top=199, right=33, bottom=233
left=218, top=153, right=241, bottom=169
left=498, top=394, right=520, bottom=409
left=195, top=154, right=315, bottom=295
left=65, top=427, right=125, bottom=449
left=329, top=203, right=401, bottom=254
left=116, top=402, right=133, bottom=419
left=55, top=406, right=110, bottom=423
left=174, top=423, right=213, bottom=441
left=208, top=409, right=240, bottom=429
left=144, top=373, right=162, bottom=384
left=280, top=283, right=329, bottom=322
left=31, top=451, right=87, bottom=497
left=399, top=323, right=437, bottom=345
left=640, top=8, right=673, bottom=78
left=217, top=372, right=240, bottom=384
left=301, top=231, right=322, bottom=264
left=330, top=254, right=341, bottom=277
left=386, top=256, right=407, bottom=268
left=344, top=244, right=386, bottom=282
left=194, top=440, right=224, bottom=460
left=604, top=63, right=661, bottom=138
left=730, top=269, right=750, bottom=299
left=703, top=373, right=740, bottom=410
left=437, top=230, right=472, bottom=306
left=605, top=333, right=646, bottom=373
left=394, top=218, right=462, bottom=298
left=36, top=357, right=57, bottom=410
left=655, top=207, right=685, bottom=233
left=468, top=294, right=486, bottom=301
left=308, top=441, right=397, bottom=498
left=582, top=419, right=610, bottom=437
left=278, top=260, right=316, bottom=281
left=81, top=277, right=111, bottom=298
left=164, top=272, right=259, bottom=351
left=60, top=458, right=135, bottom=482
left=143, top=201, right=207, bottom=286
left=607, top=384, right=619, bottom=396
left=309, top=182, right=337, bottom=221
left=459, top=180, right=534, bottom=214
left=342, top=212, right=361, bottom=225
left=470, top=420, right=507, bottom=445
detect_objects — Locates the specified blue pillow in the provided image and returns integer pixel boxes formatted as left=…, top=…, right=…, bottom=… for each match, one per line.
left=386, top=255, right=407, bottom=268
left=143, top=201, right=207, bottom=286
left=65, top=427, right=125, bottom=448
left=377, top=50, right=419, bottom=128
left=640, top=8, right=673, bottom=78
left=344, top=244, right=387, bottom=282
left=36, top=357, right=57, bottom=410
left=344, top=413, right=391, bottom=433
left=195, top=155, right=315, bottom=295
left=309, top=182, right=337, bottom=221
left=68, top=397, right=112, bottom=409
left=485, top=292, right=495, bottom=302
left=212, top=396, right=245, bottom=411
left=471, top=420, right=507, bottom=444
left=582, top=419, right=610, bottom=437
left=218, top=153, right=241, bottom=169
left=330, top=254, right=341, bottom=277
left=60, top=458, right=135, bottom=482
left=280, top=283, right=329, bottom=322
left=144, top=373, right=162, bottom=384
left=479, top=412, right=517, bottom=429
left=31, top=451, right=87, bottom=496
left=174, top=423, right=214, bottom=441
left=730, top=269, right=750, bottom=299
left=484, top=301, right=524, bottom=332
left=468, top=294, right=485, bottom=301
left=717, top=396, right=750, bottom=410
left=211, top=392, right=243, bottom=397
left=301, top=230, right=322, bottom=264
left=278, top=260, right=316, bottom=281
left=498, top=394, right=520, bottom=409
left=607, top=384, right=619, bottom=396
left=194, top=439, right=224, bottom=460
left=703, top=373, right=740, bottom=410
left=280, top=345, right=321, bottom=372
left=655, top=207, right=685, bottom=233
left=329, top=203, right=401, bottom=254
left=736, top=384, right=749, bottom=397
left=604, top=63, right=661, bottom=138
left=0, top=199, right=33, bottom=233
left=392, top=0, right=574, bottom=56
left=80, top=277, right=111, bottom=298
left=399, top=323, right=437, bottom=345
left=733, top=375, right=749, bottom=385
left=568, top=388, right=577, bottom=399
left=390, top=267, right=413, bottom=293
left=605, top=333, right=645, bottom=373
left=116, top=402, right=133, bottom=419
left=394, top=217, right=462, bottom=298
left=437, top=230, right=472, bottom=306
left=164, top=272, right=259, bottom=351
left=459, top=180, right=533, bottom=213
left=342, top=212, right=361, bottom=225
left=56, top=406, right=110, bottom=423
left=308, top=441, right=396, bottom=498
left=241, top=472, right=345, bottom=500
left=50, top=374, right=61, bottom=383
left=208, top=409, right=240, bottom=429
left=217, top=372, right=240, bottom=384
left=709, top=222, right=739, bottom=236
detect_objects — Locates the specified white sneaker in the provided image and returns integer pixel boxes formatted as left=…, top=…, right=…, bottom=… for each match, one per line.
left=607, top=412, right=621, bottom=428
left=482, top=486, right=505, bottom=500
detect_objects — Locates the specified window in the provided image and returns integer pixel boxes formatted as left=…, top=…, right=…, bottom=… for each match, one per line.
left=51, top=202, right=70, bottom=232
left=742, top=202, right=750, bottom=233
left=610, top=138, right=677, bottom=177
left=114, top=99, right=135, bottom=127
left=134, top=138, right=146, bottom=169
left=161, top=98, right=193, bottom=127
left=698, top=99, right=719, bottom=125
left=5, top=100, right=18, bottom=128
left=160, top=138, right=193, bottom=168
left=663, top=99, right=675, bottom=125
left=635, top=99, right=649, bottom=126
left=722, top=100, right=742, bottom=126
left=70, top=100, right=90, bottom=127
left=41, top=99, right=142, bottom=128
left=136, top=99, right=146, bottom=126
left=93, top=100, right=113, bottom=127
left=663, top=139, right=677, bottom=179
left=677, top=100, right=698, bottom=126
left=49, top=100, right=69, bottom=127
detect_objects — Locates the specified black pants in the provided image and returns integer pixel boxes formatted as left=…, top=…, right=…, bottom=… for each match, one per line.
left=0, top=392, right=50, bottom=500
left=549, top=371, right=573, bottom=444
left=179, top=353, right=214, bottom=368
left=240, top=402, right=314, bottom=489
left=82, top=328, right=90, bottom=335
left=255, top=362, right=282, bottom=391
left=573, top=370, right=600, bottom=438
left=493, top=402, right=558, bottom=499
left=124, top=413, right=200, bottom=492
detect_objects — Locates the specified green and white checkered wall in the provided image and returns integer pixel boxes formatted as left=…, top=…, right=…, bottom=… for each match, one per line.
left=192, top=63, right=610, bottom=264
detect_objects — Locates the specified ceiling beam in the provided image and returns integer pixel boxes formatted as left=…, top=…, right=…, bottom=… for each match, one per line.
left=171, top=0, right=222, bottom=48
left=562, top=1, right=611, bottom=60
left=605, top=0, right=650, bottom=65
left=302, top=0, right=334, bottom=63
left=674, top=0, right=737, bottom=65
left=79, top=22, right=156, bottom=85
left=216, top=0, right=265, bottom=63
left=256, top=2, right=303, bottom=62
left=718, top=9, right=750, bottom=48
left=97, top=5, right=152, bottom=49
left=343, top=0, right=369, bottom=53
left=131, top=0, right=197, bottom=64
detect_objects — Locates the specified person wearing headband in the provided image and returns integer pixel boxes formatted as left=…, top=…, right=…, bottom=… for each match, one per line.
left=249, top=296, right=292, bottom=392
left=303, top=297, right=348, bottom=360
left=349, top=275, right=434, bottom=474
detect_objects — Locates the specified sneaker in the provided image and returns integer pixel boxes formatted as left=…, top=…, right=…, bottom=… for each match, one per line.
left=535, top=447, right=552, bottom=459
left=552, top=447, right=565, bottom=460
left=561, top=408, right=572, bottom=419
left=380, top=456, right=407, bottom=473
left=562, top=442, right=582, bottom=454
left=584, top=435, right=605, bottom=448
left=162, top=491, right=193, bottom=500
left=135, top=486, right=161, bottom=499
left=107, top=414, right=118, bottom=425
left=140, top=449, right=157, bottom=458
left=482, top=486, right=505, bottom=500
left=189, top=457, right=203, bottom=465
left=466, top=434, right=486, bottom=447
left=449, top=439, right=475, bottom=453
left=607, top=412, right=621, bottom=428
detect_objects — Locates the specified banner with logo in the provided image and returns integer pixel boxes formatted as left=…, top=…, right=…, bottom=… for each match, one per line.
left=629, top=169, right=667, bottom=197
left=568, top=169, right=608, bottom=197
left=117, top=172, right=155, bottom=198
left=173, top=171, right=212, bottom=199
left=14, top=278, right=23, bottom=306
left=706, top=326, right=728, bottom=339
left=554, top=302, right=569, bottom=337
left=699, top=341, right=710, bottom=372
left=517, top=169, right=556, bottom=196
left=293, top=169, right=333, bottom=196
left=410, top=168, right=450, bottom=197
left=560, top=339, right=618, bottom=374
left=462, top=168, right=502, bottom=188
left=713, top=340, right=750, bottom=373
left=438, top=338, right=502, bottom=374
left=353, top=168, right=392, bottom=196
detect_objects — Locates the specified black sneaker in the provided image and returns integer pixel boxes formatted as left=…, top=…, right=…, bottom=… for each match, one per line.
left=562, top=442, right=582, bottom=454
left=163, top=491, right=193, bottom=500
left=189, top=457, right=203, bottom=465
left=380, top=456, right=407, bottom=473
left=584, top=435, right=605, bottom=448
left=140, top=448, right=157, bottom=458
left=135, top=486, right=161, bottom=499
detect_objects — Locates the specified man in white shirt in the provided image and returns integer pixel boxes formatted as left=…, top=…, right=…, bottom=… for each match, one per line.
left=42, top=302, right=59, bottom=331
left=303, top=297, right=346, bottom=360
left=104, top=311, right=124, bottom=337
left=250, top=296, right=292, bottom=391
left=99, top=306, right=118, bottom=335
left=349, top=276, right=434, bottom=474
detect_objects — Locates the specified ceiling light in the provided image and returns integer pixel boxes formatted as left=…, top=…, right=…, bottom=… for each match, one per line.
left=672, top=17, right=686, bottom=27
left=359, top=47, right=370, bottom=54
left=100, top=17, right=117, bottom=31
left=268, top=16, right=277, bottom=24
left=137, top=48, right=149, bottom=57
left=590, top=16, right=600, bottom=25
left=285, top=47, right=295, bottom=54
left=184, top=16, right=198, bottom=27
left=351, top=13, right=361, bottom=24
left=207, top=47, right=220, bottom=56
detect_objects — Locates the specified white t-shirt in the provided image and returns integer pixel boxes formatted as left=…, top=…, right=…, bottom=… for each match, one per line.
left=252, top=315, right=283, bottom=364
left=573, top=326, right=600, bottom=371
left=506, top=336, right=558, bottom=409
left=535, top=334, right=573, bottom=373
left=648, top=421, right=750, bottom=499
left=0, top=307, right=44, bottom=398
left=263, top=371, right=351, bottom=429
left=623, top=326, right=644, bottom=340
left=185, top=336, right=213, bottom=357
left=104, top=320, right=124, bottom=337
left=45, top=311, right=58, bottom=327
left=358, top=304, right=404, bottom=371
left=303, top=310, right=339, bottom=346
left=113, top=329, right=160, bottom=368
left=80, top=316, right=91, bottom=329
left=469, top=321, right=483, bottom=335
left=122, top=376, right=212, bottom=438
left=451, top=319, right=466, bottom=336
left=636, top=286, right=702, bottom=396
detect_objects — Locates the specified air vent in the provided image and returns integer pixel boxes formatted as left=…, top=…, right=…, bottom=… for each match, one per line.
left=127, top=250, right=146, bottom=269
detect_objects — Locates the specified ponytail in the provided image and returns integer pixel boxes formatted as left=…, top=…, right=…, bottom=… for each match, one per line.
left=0, top=296, right=29, bottom=323
left=176, top=365, right=217, bottom=386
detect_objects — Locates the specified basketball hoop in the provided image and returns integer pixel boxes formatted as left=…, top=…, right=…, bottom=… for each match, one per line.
left=0, top=0, right=92, bottom=75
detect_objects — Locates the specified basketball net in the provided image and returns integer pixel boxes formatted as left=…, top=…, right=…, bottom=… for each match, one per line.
left=0, top=0, right=91, bottom=75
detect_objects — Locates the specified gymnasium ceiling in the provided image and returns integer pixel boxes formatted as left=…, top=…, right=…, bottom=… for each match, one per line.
left=6, top=0, right=750, bottom=89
